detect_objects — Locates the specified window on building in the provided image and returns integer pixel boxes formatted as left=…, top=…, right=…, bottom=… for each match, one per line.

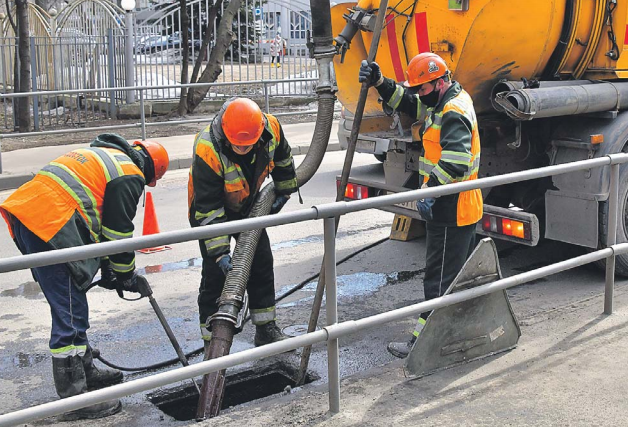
left=290, top=11, right=310, bottom=39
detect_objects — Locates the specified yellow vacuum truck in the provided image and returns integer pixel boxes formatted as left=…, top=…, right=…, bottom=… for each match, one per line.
left=332, top=0, right=628, bottom=274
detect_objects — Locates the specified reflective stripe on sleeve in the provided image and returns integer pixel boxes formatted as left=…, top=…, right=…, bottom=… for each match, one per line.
left=275, top=178, right=298, bottom=191
left=102, top=225, right=133, bottom=241
left=110, top=258, right=135, bottom=274
left=205, top=235, right=230, bottom=252
left=196, top=207, right=226, bottom=225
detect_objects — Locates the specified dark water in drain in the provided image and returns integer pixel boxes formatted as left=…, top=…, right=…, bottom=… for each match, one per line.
left=151, top=368, right=314, bottom=421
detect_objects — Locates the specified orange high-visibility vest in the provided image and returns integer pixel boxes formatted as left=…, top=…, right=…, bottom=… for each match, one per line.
left=419, top=89, right=483, bottom=226
left=1, top=147, right=143, bottom=243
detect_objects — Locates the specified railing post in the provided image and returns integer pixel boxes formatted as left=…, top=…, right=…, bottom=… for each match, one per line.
left=107, top=29, right=116, bottom=118
left=124, top=8, right=135, bottom=104
left=29, top=37, right=39, bottom=131
left=140, top=89, right=146, bottom=140
left=324, top=216, right=340, bottom=414
left=264, top=81, right=270, bottom=113
left=605, top=162, right=619, bottom=314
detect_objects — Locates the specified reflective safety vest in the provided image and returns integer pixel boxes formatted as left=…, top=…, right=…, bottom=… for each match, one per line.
left=420, top=89, right=483, bottom=226
left=1, top=147, right=143, bottom=243
left=190, top=114, right=296, bottom=214
left=0, top=147, right=144, bottom=290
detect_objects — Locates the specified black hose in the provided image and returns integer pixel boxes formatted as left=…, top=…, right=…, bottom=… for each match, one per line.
left=95, top=236, right=389, bottom=372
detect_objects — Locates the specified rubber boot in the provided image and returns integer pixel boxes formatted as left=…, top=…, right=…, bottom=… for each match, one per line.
left=53, top=355, right=122, bottom=421
left=254, top=321, right=287, bottom=347
left=82, top=346, right=123, bottom=390
left=387, top=336, right=417, bottom=359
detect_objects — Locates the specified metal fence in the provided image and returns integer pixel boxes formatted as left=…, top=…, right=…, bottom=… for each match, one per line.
left=0, top=78, right=320, bottom=152
left=0, top=153, right=625, bottom=426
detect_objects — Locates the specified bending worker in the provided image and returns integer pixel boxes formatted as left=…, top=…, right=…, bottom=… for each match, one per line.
left=360, top=52, right=483, bottom=358
left=0, top=134, right=169, bottom=420
left=188, top=97, right=298, bottom=351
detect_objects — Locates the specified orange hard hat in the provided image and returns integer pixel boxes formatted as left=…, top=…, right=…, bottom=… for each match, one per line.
left=133, top=140, right=169, bottom=187
left=221, top=98, right=265, bottom=147
left=404, top=53, right=449, bottom=88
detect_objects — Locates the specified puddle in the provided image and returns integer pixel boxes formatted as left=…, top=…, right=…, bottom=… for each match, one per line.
left=149, top=362, right=317, bottom=421
left=278, top=269, right=423, bottom=308
left=272, top=236, right=321, bottom=250
left=138, top=258, right=203, bottom=275
left=0, top=281, right=44, bottom=299
left=0, top=352, right=47, bottom=370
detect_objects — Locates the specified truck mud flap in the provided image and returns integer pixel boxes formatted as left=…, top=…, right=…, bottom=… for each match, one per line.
left=405, top=238, right=521, bottom=378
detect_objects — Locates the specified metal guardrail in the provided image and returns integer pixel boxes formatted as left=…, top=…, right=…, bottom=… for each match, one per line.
left=0, top=153, right=626, bottom=426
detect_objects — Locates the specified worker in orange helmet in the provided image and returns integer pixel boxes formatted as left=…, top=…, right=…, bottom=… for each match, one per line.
left=360, top=52, right=483, bottom=358
left=0, top=134, right=169, bottom=420
left=188, top=97, right=298, bottom=351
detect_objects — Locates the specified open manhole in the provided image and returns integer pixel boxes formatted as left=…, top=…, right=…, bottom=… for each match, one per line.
left=148, top=362, right=318, bottom=421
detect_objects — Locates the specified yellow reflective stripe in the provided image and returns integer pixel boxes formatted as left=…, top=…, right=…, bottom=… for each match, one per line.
left=102, top=225, right=132, bottom=241
left=412, top=317, right=426, bottom=337
left=250, top=306, right=276, bottom=325
left=389, top=85, right=405, bottom=110
left=275, top=178, right=298, bottom=191
left=196, top=207, right=226, bottom=225
left=416, top=96, right=426, bottom=120
left=433, top=165, right=454, bottom=185
left=205, top=235, right=230, bottom=251
left=87, top=148, right=122, bottom=182
left=274, top=157, right=293, bottom=168
left=110, top=258, right=135, bottom=273
left=50, top=344, right=87, bottom=357
left=39, top=165, right=100, bottom=240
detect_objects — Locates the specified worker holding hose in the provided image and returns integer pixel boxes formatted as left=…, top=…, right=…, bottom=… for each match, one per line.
left=188, top=97, right=298, bottom=352
left=359, top=52, right=483, bottom=358
left=0, top=134, right=169, bottom=420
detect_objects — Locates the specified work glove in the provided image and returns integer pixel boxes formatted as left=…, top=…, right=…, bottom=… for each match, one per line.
left=270, top=194, right=290, bottom=215
left=217, top=254, right=233, bottom=276
left=114, top=272, right=148, bottom=298
left=97, top=259, right=118, bottom=291
left=358, top=60, right=383, bottom=87
left=416, top=198, right=436, bottom=221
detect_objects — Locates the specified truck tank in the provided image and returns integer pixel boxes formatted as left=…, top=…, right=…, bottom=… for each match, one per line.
left=332, top=0, right=628, bottom=116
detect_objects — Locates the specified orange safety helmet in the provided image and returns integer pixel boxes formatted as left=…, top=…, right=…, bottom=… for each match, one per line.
left=404, top=53, right=450, bottom=88
left=133, top=140, right=169, bottom=187
left=221, top=98, right=265, bottom=147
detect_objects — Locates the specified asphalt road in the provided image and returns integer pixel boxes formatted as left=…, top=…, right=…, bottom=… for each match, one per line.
left=0, top=150, right=625, bottom=426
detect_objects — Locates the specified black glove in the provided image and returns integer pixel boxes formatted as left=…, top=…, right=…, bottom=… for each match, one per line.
left=115, top=272, right=149, bottom=298
left=270, top=195, right=290, bottom=215
left=216, top=254, right=233, bottom=276
left=97, top=259, right=118, bottom=291
left=358, top=60, right=382, bottom=87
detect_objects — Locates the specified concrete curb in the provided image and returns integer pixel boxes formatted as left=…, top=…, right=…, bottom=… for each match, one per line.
left=0, top=143, right=343, bottom=192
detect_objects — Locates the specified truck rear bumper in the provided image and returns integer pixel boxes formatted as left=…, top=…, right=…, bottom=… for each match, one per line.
left=338, top=175, right=540, bottom=246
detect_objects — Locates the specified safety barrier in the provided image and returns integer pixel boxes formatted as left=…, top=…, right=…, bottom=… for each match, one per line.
left=0, top=153, right=626, bottom=426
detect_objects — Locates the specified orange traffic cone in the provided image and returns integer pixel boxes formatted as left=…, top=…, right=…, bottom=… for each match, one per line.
left=138, top=191, right=171, bottom=254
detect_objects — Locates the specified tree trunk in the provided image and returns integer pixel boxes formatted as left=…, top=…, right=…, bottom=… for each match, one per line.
left=185, top=0, right=241, bottom=113
left=176, top=0, right=190, bottom=115
left=16, top=0, right=31, bottom=132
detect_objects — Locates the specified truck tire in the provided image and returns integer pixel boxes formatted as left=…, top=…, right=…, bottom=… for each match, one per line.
left=598, top=162, right=628, bottom=277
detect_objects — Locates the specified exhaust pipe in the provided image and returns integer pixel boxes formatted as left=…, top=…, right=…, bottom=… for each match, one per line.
left=195, top=0, right=337, bottom=420
left=494, top=81, right=628, bottom=120
left=490, top=79, right=595, bottom=113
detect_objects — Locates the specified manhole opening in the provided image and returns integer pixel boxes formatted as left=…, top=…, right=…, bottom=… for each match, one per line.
left=149, top=362, right=317, bottom=421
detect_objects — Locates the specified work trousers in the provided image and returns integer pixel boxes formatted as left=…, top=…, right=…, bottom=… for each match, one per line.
left=420, top=222, right=477, bottom=320
left=12, top=218, right=90, bottom=355
left=198, top=229, right=276, bottom=340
